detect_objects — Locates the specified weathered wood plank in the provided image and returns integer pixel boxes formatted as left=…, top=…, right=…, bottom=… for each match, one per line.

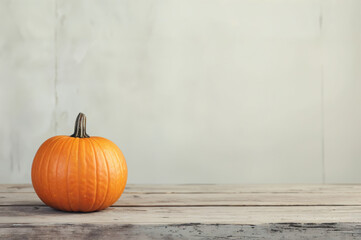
left=1, top=192, right=361, bottom=206
left=1, top=206, right=361, bottom=224
left=2, top=184, right=361, bottom=194
left=2, top=184, right=361, bottom=239
left=1, top=223, right=361, bottom=240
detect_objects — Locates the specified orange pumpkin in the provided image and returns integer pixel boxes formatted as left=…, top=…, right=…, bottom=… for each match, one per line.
left=31, top=113, right=127, bottom=212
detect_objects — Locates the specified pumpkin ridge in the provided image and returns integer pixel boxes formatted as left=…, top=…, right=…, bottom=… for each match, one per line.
left=77, top=140, right=82, bottom=211
left=91, top=138, right=111, bottom=210
left=86, top=138, right=98, bottom=211
left=42, top=136, right=67, bottom=206
left=48, top=137, right=68, bottom=210
left=72, top=139, right=79, bottom=211
left=31, top=137, right=54, bottom=196
left=103, top=139, right=120, bottom=208
left=53, top=137, right=71, bottom=211
left=87, top=138, right=99, bottom=211
left=66, top=138, right=76, bottom=211
left=78, top=138, right=89, bottom=211
left=107, top=142, right=120, bottom=206
left=32, top=136, right=63, bottom=203
left=73, top=137, right=80, bottom=211
left=68, top=139, right=80, bottom=212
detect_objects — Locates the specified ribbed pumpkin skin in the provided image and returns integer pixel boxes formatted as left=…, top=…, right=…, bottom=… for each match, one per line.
left=31, top=135, right=127, bottom=212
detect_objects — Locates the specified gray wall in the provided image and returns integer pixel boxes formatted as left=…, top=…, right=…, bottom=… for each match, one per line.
left=1, top=0, right=360, bottom=184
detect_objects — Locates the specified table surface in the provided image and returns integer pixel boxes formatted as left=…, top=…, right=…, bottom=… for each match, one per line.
left=2, top=184, right=361, bottom=239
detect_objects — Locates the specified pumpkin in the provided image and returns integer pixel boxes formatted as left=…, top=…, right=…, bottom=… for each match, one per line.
left=31, top=113, right=127, bottom=212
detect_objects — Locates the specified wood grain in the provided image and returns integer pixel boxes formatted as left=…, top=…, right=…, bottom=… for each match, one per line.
left=2, top=206, right=361, bottom=224
left=1, top=223, right=361, bottom=240
left=2, top=192, right=361, bottom=206
left=2, top=184, right=361, bottom=239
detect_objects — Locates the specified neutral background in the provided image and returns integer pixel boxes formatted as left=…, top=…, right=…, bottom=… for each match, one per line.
left=1, top=0, right=360, bottom=184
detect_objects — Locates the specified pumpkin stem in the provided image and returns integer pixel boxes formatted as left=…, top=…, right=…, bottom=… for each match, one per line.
left=70, top=113, right=90, bottom=138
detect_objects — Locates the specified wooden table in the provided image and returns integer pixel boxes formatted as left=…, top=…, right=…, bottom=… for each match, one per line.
left=1, top=184, right=361, bottom=239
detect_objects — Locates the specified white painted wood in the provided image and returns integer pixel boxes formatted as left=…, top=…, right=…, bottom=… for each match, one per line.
left=322, top=0, right=361, bottom=183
